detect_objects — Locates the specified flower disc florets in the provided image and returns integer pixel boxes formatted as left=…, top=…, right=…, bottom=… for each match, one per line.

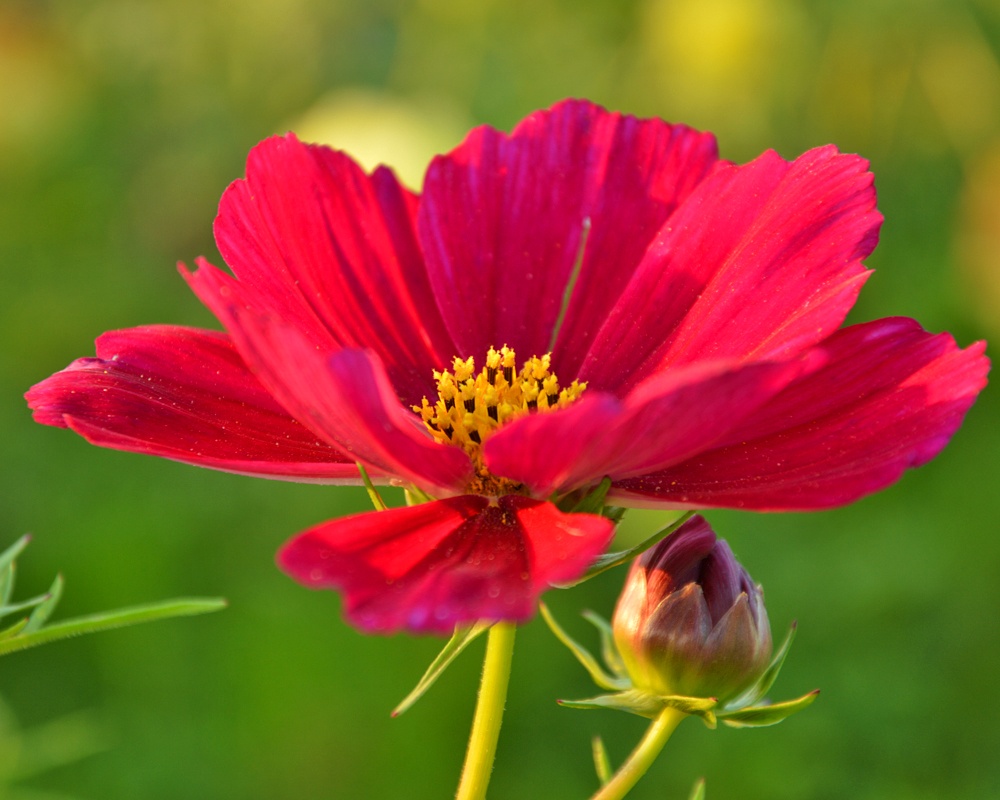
left=414, top=346, right=586, bottom=495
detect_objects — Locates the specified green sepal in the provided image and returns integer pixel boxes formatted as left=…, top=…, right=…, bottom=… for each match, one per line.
left=558, top=688, right=666, bottom=719
left=559, top=688, right=718, bottom=722
left=688, top=778, right=706, bottom=800
left=730, top=622, right=797, bottom=709
left=591, top=735, right=613, bottom=785
left=540, top=603, right=626, bottom=691
left=357, top=463, right=387, bottom=511
left=392, top=622, right=491, bottom=717
left=560, top=511, right=696, bottom=587
left=581, top=610, right=626, bottom=680
left=569, top=477, right=612, bottom=515
left=0, top=598, right=227, bottom=657
left=603, top=506, right=627, bottom=525
left=719, top=689, right=819, bottom=728
left=660, top=694, right=719, bottom=728
left=23, top=573, right=64, bottom=634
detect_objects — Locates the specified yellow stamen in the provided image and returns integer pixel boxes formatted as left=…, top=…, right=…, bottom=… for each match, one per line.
left=413, top=346, right=586, bottom=494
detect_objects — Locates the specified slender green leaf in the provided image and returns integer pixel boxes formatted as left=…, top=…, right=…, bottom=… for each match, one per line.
left=392, top=622, right=491, bottom=717
left=0, top=598, right=227, bottom=657
left=559, top=511, right=696, bottom=587
left=0, top=535, right=31, bottom=608
left=0, top=593, right=52, bottom=618
left=0, top=535, right=31, bottom=575
left=719, top=689, right=819, bottom=728
left=688, top=777, right=706, bottom=800
left=357, top=463, right=387, bottom=511
left=24, top=574, right=64, bottom=634
left=582, top=610, right=626, bottom=679
left=540, top=603, right=625, bottom=691
left=592, top=736, right=612, bottom=785
left=0, top=617, right=30, bottom=641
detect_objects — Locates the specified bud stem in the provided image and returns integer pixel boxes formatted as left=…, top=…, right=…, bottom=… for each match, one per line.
left=589, top=706, right=686, bottom=800
left=454, top=622, right=517, bottom=800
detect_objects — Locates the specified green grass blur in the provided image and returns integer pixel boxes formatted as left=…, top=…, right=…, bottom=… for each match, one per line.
left=1, top=0, right=997, bottom=797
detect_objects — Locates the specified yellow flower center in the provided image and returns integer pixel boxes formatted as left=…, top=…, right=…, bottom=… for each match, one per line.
left=414, top=346, right=586, bottom=495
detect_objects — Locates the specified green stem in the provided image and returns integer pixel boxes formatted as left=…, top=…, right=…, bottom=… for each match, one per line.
left=454, top=622, right=517, bottom=800
left=590, top=707, right=686, bottom=800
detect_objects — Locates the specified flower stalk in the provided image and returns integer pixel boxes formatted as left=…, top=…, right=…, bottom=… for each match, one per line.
left=455, top=622, right=517, bottom=800
left=590, top=706, right=685, bottom=800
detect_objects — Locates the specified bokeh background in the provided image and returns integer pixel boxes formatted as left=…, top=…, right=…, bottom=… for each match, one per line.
left=1, top=0, right=998, bottom=797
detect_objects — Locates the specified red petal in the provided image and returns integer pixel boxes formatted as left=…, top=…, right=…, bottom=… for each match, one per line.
left=611, top=319, right=989, bottom=510
left=582, top=146, right=881, bottom=393
left=278, top=495, right=614, bottom=634
left=25, top=326, right=361, bottom=482
left=193, top=297, right=473, bottom=496
left=418, top=99, right=718, bottom=367
left=483, top=358, right=806, bottom=498
left=213, top=134, right=456, bottom=405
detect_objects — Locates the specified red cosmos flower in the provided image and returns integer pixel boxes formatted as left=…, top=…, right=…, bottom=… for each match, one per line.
left=27, top=100, right=988, bottom=634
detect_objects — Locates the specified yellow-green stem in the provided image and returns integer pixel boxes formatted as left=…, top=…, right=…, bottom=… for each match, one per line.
left=590, top=707, right=686, bottom=800
left=454, top=622, right=517, bottom=800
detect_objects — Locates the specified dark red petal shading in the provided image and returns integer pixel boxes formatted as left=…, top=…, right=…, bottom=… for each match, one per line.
left=213, top=134, right=456, bottom=405
left=483, top=358, right=809, bottom=499
left=582, top=146, right=881, bottom=393
left=611, top=318, right=989, bottom=511
left=278, top=495, right=615, bottom=634
left=418, top=98, right=718, bottom=368
left=185, top=277, right=473, bottom=495
left=25, top=326, right=362, bottom=482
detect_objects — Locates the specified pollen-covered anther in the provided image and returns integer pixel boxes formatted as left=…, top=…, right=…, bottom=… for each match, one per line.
left=414, top=346, right=586, bottom=493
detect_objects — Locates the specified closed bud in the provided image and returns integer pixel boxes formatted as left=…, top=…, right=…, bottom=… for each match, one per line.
left=612, top=515, right=772, bottom=703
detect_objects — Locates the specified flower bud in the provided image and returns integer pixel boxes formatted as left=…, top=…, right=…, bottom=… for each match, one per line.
left=612, top=515, right=772, bottom=703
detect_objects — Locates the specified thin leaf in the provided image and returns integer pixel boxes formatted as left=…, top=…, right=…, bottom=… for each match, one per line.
left=0, top=593, right=53, bottom=618
left=0, top=617, right=30, bottom=641
left=688, top=778, right=706, bottom=800
left=392, top=622, right=491, bottom=717
left=582, top=610, right=626, bottom=679
left=570, top=477, right=612, bottom=515
left=357, top=463, right=387, bottom=511
left=24, top=574, right=64, bottom=634
left=540, top=603, right=624, bottom=691
left=592, top=736, right=613, bottom=785
left=560, top=511, right=696, bottom=587
left=0, top=598, right=227, bottom=657
left=0, top=535, right=31, bottom=575
left=719, top=690, right=819, bottom=728
left=0, top=535, right=31, bottom=608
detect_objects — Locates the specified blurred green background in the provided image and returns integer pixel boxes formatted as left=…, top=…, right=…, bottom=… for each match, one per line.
left=1, top=0, right=997, bottom=797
